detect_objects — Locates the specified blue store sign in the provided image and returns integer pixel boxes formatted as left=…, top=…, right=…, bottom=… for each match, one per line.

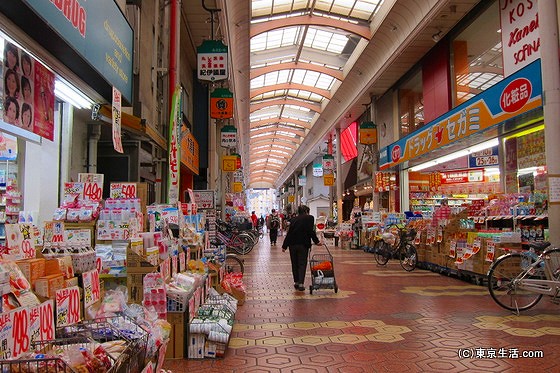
left=21, top=0, right=133, bottom=102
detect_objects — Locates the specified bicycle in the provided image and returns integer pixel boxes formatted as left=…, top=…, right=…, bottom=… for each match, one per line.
left=224, top=253, right=244, bottom=274
left=487, top=241, right=560, bottom=313
left=373, top=224, right=418, bottom=271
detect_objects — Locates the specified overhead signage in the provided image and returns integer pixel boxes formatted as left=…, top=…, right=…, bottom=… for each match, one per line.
left=500, top=0, right=540, bottom=77
left=197, top=40, right=229, bottom=82
left=180, top=131, right=199, bottom=175
left=469, top=146, right=499, bottom=168
left=313, top=163, right=323, bottom=177
left=220, top=125, right=238, bottom=148
left=380, top=60, right=542, bottom=170
left=23, top=0, right=134, bottom=102
left=211, top=88, right=234, bottom=119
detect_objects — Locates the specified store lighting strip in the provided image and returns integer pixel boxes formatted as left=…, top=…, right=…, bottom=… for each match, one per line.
left=54, top=79, right=94, bottom=109
left=409, top=138, right=499, bottom=172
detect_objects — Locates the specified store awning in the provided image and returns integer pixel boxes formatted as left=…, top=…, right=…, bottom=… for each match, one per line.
left=98, top=105, right=167, bottom=150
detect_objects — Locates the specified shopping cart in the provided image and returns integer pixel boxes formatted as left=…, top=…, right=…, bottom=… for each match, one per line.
left=309, top=244, right=338, bottom=294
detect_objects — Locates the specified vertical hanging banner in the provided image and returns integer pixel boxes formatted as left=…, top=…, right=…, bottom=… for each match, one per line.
left=168, top=86, right=182, bottom=204
left=210, top=88, right=234, bottom=118
left=197, top=40, right=229, bottom=82
left=359, top=121, right=377, bottom=144
left=220, top=125, right=238, bottom=148
left=112, top=87, right=123, bottom=153
left=322, top=154, right=335, bottom=186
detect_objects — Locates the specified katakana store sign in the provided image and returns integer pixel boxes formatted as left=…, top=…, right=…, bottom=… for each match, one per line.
left=197, top=40, right=228, bottom=81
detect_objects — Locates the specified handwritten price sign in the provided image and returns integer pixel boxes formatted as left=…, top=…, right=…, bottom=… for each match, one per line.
left=82, top=270, right=101, bottom=308
left=64, top=182, right=102, bottom=201
left=29, top=301, right=54, bottom=345
left=110, top=183, right=137, bottom=199
left=10, top=308, right=29, bottom=360
left=56, top=286, right=81, bottom=327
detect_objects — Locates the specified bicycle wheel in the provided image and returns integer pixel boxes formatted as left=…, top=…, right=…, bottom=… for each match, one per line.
left=374, top=241, right=390, bottom=265
left=224, top=253, right=244, bottom=274
left=400, top=243, right=417, bottom=271
left=487, top=253, right=543, bottom=311
left=231, top=234, right=254, bottom=255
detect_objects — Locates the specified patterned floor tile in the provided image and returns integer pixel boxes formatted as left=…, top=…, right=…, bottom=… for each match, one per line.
left=163, top=238, right=560, bottom=372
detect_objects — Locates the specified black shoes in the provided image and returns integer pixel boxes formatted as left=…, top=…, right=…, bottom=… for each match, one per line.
left=294, top=283, right=305, bottom=291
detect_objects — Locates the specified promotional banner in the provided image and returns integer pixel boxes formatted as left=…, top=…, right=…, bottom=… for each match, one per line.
left=168, top=86, right=182, bottom=204
left=112, top=86, right=123, bottom=153
left=2, top=41, right=55, bottom=140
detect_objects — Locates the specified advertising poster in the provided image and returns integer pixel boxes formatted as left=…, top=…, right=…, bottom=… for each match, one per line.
left=0, top=131, right=17, bottom=161
left=2, top=40, right=54, bottom=140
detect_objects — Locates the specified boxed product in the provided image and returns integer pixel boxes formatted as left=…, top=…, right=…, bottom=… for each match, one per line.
left=45, top=256, right=74, bottom=279
left=34, top=273, right=65, bottom=298
left=15, top=258, right=46, bottom=284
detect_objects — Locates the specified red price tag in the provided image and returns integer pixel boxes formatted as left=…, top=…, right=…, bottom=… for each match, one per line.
left=21, top=240, right=34, bottom=259
left=39, top=301, right=54, bottom=341
left=11, top=308, right=29, bottom=359
left=121, top=183, right=136, bottom=199
left=56, top=287, right=81, bottom=327
left=96, top=257, right=103, bottom=274
left=83, top=182, right=103, bottom=201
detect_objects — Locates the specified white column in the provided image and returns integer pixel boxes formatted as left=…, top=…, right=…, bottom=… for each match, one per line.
left=335, top=128, right=343, bottom=222
left=539, top=0, right=560, bottom=245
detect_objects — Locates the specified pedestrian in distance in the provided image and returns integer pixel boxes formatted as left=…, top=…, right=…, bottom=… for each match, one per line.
left=282, top=205, right=322, bottom=291
left=250, top=211, right=258, bottom=229
left=267, top=209, right=281, bottom=245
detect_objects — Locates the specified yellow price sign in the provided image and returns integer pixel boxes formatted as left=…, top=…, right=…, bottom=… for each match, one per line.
left=324, top=174, right=334, bottom=186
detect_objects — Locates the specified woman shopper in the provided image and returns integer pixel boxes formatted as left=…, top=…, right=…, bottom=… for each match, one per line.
left=267, top=209, right=281, bottom=245
left=282, top=205, right=322, bottom=291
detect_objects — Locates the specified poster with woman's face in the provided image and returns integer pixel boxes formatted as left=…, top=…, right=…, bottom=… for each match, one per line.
left=2, top=40, right=54, bottom=140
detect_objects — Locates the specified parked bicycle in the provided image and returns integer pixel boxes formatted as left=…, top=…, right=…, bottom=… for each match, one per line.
left=487, top=241, right=560, bottom=313
left=213, top=220, right=256, bottom=255
left=373, top=224, right=418, bottom=271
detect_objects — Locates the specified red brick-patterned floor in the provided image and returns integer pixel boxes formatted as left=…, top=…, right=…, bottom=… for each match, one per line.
left=164, top=235, right=560, bottom=372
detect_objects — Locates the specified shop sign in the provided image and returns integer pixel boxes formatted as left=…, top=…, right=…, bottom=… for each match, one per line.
left=469, top=145, right=499, bottom=167
left=193, top=190, right=215, bottom=209
left=233, top=182, right=243, bottom=193
left=298, top=175, right=307, bottom=186
left=359, top=121, right=377, bottom=144
left=233, top=170, right=244, bottom=183
left=180, top=131, right=199, bottom=174
left=211, top=88, right=234, bottom=119
left=322, top=154, right=334, bottom=175
left=379, top=60, right=542, bottom=170
left=220, top=125, right=237, bottom=148
left=222, top=155, right=238, bottom=172
left=23, top=0, right=133, bottom=101
left=323, top=174, right=334, bottom=186
left=168, top=86, right=182, bottom=204
left=313, top=163, right=323, bottom=177
left=197, top=40, right=228, bottom=81
left=500, top=0, right=540, bottom=77
left=288, top=195, right=295, bottom=203
left=112, top=87, right=123, bottom=153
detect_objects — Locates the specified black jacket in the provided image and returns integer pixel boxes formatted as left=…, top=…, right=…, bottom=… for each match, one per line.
left=282, top=214, right=319, bottom=249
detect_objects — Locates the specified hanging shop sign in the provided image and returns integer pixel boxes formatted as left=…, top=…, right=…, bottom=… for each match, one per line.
left=500, top=0, right=540, bottom=77
left=298, top=175, right=307, bottom=186
left=322, top=154, right=335, bottom=175
left=2, top=41, right=55, bottom=141
left=379, top=60, right=542, bottom=170
left=220, top=125, right=237, bottom=148
left=112, top=87, right=123, bottom=153
left=16, top=0, right=133, bottom=102
left=374, top=171, right=398, bottom=192
left=323, top=174, right=334, bottom=186
left=222, top=155, right=238, bottom=172
left=180, top=131, right=199, bottom=175
left=168, top=86, right=182, bottom=204
left=359, top=121, right=377, bottom=144
left=197, top=40, right=229, bottom=82
left=313, top=163, right=323, bottom=177
left=211, top=88, right=234, bottom=119
left=469, top=145, right=499, bottom=168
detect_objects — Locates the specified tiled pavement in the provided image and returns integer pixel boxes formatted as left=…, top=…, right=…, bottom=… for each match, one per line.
left=164, top=235, right=560, bottom=372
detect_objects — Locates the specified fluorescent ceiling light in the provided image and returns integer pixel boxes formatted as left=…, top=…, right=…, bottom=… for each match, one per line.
left=409, top=138, right=499, bottom=172
left=55, top=80, right=93, bottom=109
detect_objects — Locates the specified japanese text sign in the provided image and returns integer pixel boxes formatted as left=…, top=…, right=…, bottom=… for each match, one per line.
left=56, top=286, right=81, bottom=327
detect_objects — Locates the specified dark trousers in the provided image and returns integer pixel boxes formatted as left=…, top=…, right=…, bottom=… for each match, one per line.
left=289, top=244, right=310, bottom=285
left=270, top=228, right=278, bottom=243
